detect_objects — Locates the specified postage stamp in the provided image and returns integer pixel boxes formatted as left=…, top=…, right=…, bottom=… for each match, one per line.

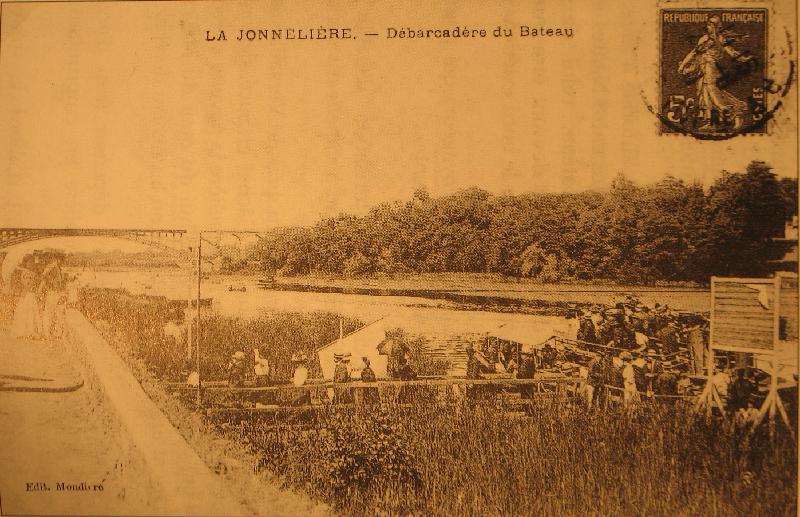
left=660, top=8, right=769, bottom=137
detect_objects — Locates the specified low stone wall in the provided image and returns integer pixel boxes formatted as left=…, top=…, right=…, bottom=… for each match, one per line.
left=64, top=309, right=248, bottom=516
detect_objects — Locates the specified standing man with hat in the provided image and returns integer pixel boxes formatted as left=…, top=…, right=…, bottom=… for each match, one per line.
left=609, top=309, right=635, bottom=350
left=358, top=356, right=380, bottom=405
left=333, top=352, right=353, bottom=404
left=577, top=311, right=598, bottom=344
left=541, top=342, right=557, bottom=368
left=685, top=322, right=706, bottom=374
left=39, top=254, right=67, bottom=338
left=465, top=344, right=482, bottom=399
left=658, top=321, right=680, bottom=356
left=517, top=350, right=537, bottom=399
left=642, top=349, right=663, bottom=397
left=586, top=353, right=606, bottom=406
left=728, top=368, right=755, bottom=413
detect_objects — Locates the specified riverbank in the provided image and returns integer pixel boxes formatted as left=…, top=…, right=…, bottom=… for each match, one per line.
left=84, top=313, right=332, bottom=517
left=266, top=273, right=710, bottom=314
left=75, top=290, right=797, bottom=517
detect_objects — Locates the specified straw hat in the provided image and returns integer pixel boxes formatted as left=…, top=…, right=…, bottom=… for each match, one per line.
left=619, top=351, right=633, bottom=361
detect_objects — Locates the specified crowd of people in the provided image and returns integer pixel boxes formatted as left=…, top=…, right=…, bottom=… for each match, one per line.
left=574, top=297, right=706, bottom=363
left=213, top=295, right=766, bottom=417
left=460, top=297, right=769, bottom=418
left=456, top=296, right=720, bottom=408
left=220, top=342, right=409, bottom=406
left=7, top=252, right=72, bottom=340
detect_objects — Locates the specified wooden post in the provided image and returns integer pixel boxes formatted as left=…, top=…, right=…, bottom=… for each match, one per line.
left=770, top=275, right=780, bottom=438
left=708, top=277, right=717, bottom=416
left=693, top=277, right=731, bottom=418
left=186, top=246, right=194, bottom=361
left=196, top=232, right=202, bottom=407
left=749, top=277, right=794, bottom=438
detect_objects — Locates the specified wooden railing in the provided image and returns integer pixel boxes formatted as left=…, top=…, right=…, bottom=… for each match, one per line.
left=166, top=374, right=582, bottom=393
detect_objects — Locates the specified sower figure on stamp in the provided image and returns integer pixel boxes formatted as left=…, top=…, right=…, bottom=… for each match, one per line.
left=678, top=15, right=754, bottom=131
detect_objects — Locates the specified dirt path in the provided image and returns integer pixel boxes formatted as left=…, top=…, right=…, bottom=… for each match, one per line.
left=0, top=334, right=163, bottom=516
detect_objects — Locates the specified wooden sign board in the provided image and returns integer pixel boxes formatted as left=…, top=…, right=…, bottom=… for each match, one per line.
left=710, top=277, right=777, bottom=354
left=779, top=275, right=799, bottom=343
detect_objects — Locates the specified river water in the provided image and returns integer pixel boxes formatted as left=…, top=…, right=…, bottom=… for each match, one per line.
left=74, top=268, right=577, bottom=373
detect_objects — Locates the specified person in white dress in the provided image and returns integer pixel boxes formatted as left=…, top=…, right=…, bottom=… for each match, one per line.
left=620, top=351, right=640, bottom=407
left=290, top=353, right=310, bottom=406
left=39, top=258, right=67, bottom=338
left=253, top=348, right=271, bottom=386
left=11, top=266, right=42, bottom=339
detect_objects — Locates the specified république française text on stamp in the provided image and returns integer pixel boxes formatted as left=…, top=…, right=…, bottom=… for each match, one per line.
left=660, top=9, right=769, bottom=137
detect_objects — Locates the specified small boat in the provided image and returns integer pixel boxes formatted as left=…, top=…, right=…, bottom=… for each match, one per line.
left=256, top=278, right=276, bottom=289
left=256, top=271, right=277, bottom=289
left=228, top=285, right=247, bottom=292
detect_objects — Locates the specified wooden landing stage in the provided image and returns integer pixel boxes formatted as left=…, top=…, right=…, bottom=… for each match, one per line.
left=167, top=375, right=584, bottom=419
left=167, top=373, right=700, bottom=425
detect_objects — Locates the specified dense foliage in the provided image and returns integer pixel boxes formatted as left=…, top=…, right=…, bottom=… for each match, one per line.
left=257, top=161, right=796, bottom=283
left=236, top=402, right=797, bottom=516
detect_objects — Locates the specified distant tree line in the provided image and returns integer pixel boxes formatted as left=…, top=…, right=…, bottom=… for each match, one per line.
left=255, top=161, right=797, bottom=283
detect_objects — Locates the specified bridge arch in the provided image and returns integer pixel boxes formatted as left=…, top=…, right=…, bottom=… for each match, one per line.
left=0, top=228, right=188, bottom=250
left=0, top=229, right=192, bottom=288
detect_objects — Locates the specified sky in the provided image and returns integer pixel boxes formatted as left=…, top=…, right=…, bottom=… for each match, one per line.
left=0, top=0, right=796, bottom=230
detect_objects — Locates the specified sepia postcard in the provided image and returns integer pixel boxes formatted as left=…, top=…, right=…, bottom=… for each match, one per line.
left=0, top=0, right=797, bottom=515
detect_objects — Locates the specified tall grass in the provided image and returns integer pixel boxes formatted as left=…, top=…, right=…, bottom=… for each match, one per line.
left=79, top=287, right=363, bottom=380
left=231, top=402, right=797, bottom=516
left=79, top=287, right=797, bottom=516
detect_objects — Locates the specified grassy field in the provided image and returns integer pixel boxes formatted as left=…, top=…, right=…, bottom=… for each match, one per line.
left=74, top=287, right=796, bottom=517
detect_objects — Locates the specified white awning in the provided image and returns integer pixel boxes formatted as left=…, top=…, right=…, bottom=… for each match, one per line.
left=317, top=319, right=389, bottom=380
